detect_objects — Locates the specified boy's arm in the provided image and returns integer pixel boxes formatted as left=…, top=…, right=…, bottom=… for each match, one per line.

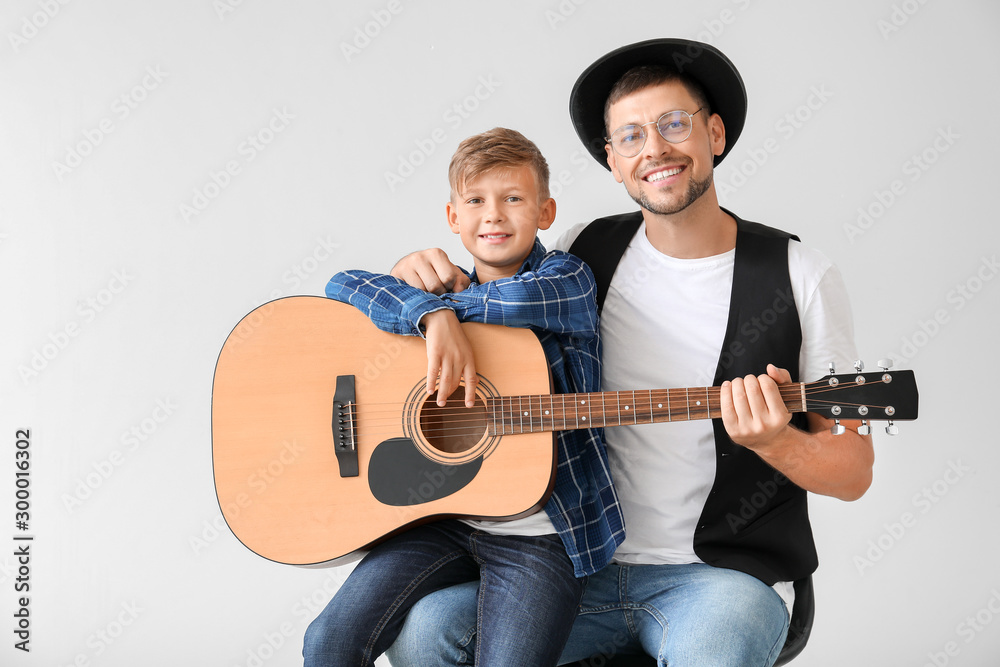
left=325, top=269, right=455, bottom=336
left=441, top=251, right=599, bottom=339
left=326, top=270, right=478, bottom=407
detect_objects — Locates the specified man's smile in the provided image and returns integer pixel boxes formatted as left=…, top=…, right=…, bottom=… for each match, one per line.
left=642, top=165, right=685, bottom=183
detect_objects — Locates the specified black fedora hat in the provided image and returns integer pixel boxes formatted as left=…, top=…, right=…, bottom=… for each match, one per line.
left=569, top=38, right=747, bottom=169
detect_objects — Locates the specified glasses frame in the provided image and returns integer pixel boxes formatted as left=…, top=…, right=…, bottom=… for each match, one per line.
left=606, top=108, right=705, bottom=158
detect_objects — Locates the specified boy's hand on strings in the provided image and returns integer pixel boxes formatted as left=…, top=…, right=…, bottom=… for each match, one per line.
left=421, top=309, right=478, bottom=408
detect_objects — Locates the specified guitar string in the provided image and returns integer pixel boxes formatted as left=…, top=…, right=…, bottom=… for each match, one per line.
left=345, top=385, right=787, bottom=411
left=344, top=380, right=886, bottom=415
left=337, top=378, right=890, bottom=412
left=341, top=381, right=889, bottom=430
left=331, top=380, right=896, bottom=440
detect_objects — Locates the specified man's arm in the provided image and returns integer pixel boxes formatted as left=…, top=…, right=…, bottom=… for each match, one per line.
left=720, top=364, right=875, bottom=501
left=390, top=248, right=470, bottom=295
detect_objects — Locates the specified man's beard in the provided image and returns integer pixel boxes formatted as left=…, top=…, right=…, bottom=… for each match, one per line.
left=628, top=166, right=713, bottom=216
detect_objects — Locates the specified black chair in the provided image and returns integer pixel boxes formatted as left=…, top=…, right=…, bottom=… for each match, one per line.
left=567, top=575, right=814, bottom=667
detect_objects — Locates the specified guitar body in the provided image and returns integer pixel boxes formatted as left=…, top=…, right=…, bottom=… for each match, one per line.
left=212, top=297, right=555, bottom=567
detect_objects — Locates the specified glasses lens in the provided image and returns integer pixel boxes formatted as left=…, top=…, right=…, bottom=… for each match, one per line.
left=657, top=111, right=693, bottom=142
left=611, top=125, right=645, bottom=158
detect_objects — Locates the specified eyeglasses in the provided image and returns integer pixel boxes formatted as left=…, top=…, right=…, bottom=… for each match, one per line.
left=606, top=108, right=704, bottom=158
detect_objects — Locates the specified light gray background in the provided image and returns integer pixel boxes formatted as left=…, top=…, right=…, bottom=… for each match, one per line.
left=2, top=1, right=998, bottom=665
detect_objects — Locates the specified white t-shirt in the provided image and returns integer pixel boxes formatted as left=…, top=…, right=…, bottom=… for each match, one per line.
left=553, top=218, right=858, bottom=612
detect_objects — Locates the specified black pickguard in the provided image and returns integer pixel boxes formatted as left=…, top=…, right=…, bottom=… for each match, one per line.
left=368, top=437, right=482, bottom=506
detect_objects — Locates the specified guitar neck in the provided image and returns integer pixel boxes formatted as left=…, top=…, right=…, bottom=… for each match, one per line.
left=487, top=384, right=807, bottom=435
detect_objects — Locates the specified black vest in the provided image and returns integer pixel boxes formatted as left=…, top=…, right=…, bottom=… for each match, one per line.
left=569, top=209, right=817, bottom=585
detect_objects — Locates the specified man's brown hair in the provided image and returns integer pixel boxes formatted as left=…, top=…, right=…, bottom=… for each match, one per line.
left=603, top=65, right=713, bottom=135
left=448, top=127, right=550, bottom=201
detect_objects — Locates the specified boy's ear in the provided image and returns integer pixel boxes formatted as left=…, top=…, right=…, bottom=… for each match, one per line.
left=446, top=201, right=461, bottom=234
left=537, top=197, right=556, bottom=231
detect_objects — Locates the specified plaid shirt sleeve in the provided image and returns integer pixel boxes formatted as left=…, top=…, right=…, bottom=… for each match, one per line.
left=324, top=270, right=455, bottom=337
left=441, top=241, right=598, bottom=339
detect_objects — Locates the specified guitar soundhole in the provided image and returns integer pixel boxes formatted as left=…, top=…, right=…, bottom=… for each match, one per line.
left=419, top=388, right=488, bottom=454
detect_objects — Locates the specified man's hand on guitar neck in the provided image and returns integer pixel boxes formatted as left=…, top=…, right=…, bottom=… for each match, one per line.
left=421, top=309, right=479, bottom=408
left=720, top=363, right=875, bottom=501
left=391, top=248, right=470, bottom=295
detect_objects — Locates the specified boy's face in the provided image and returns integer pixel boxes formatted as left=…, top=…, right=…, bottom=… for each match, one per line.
left=447, top=164, right=555, bottom=282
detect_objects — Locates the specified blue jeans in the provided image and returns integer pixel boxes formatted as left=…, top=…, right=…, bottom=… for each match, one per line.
left=302, top=519, right=585, bottom=667
left=385, top=562, right=789, bottom=667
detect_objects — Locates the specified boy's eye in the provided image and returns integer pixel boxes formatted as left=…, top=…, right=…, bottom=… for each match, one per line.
left=506, top=196, right=522, bottom=203
left=466, top=197, right=483, bottom=204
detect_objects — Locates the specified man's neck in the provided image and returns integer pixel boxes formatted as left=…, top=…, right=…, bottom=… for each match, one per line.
left=640, top=189, right=737, bottom=259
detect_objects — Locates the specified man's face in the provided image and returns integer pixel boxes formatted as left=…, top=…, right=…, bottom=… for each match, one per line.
left=604, top=80, right=726, bottom=216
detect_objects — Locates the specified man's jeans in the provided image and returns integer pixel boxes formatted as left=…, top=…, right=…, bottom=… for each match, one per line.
left=302, top=519, right=584, bottom=667
left=385, top=561, right=789, bottom=667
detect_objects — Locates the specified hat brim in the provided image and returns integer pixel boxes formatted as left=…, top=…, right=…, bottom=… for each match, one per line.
left=569, top=38, right=747, bottom=169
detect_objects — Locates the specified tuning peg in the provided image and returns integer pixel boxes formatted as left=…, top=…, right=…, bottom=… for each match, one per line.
left=885, top=421, right=899, bottom=436
left=854, top=360, right=864, bottom=373
left=828, top=362, right=836, bottom=374
left=878, top=359, right=894, bottom=371
left=831, top=419, right=846, bottom=435
left=858, top=420, right=871, bottom=436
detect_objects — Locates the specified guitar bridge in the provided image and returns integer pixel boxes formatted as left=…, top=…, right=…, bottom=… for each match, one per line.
left=332, top=375, right=358, bottom=477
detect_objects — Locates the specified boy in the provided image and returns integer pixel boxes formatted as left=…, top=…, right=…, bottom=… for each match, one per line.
left=301, top=127, right=625, bottom=667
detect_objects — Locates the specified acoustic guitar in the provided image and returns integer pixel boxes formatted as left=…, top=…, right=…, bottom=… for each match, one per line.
left=212, top=297, right=918, bottom=567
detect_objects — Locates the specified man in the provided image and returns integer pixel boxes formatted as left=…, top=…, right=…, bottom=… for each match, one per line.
left=384, top=39, right=874, bottom=666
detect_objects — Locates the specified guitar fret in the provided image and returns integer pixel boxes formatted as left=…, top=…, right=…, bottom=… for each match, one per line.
left=506, top=396, right=511, bottom=435
left=689, top=387, right=708, bottom=420
left=685, top=387, right=690, bottom=421
left=631, top=390, right=637, bottom=424
left=489, top=397, right=503, bottom=435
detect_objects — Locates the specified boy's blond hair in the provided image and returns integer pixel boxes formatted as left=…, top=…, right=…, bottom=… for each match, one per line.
left=448, top=127, right=551, bottom=202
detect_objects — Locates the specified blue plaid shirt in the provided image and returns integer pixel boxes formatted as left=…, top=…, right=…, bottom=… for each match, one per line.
left=325, top=239, right=624, bottom=577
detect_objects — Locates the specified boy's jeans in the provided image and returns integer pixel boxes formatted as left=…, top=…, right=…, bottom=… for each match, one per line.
left=302, top=519, right=584, bottom=667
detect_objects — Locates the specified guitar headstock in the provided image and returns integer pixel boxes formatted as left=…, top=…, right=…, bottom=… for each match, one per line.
left=804, top=361, right=918, bottom=435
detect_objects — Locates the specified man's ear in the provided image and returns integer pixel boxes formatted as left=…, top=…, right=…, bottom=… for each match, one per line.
left=709, top=112, right=727, bottom=160
left=446, top=201, right=461, bottom=234
left=537, top=198, right=556, bottom=231
left=606, top=144, right=624, bottom=184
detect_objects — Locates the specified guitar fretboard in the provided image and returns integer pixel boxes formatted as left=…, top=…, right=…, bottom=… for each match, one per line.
left=487, top=384, right=808, bottom=435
